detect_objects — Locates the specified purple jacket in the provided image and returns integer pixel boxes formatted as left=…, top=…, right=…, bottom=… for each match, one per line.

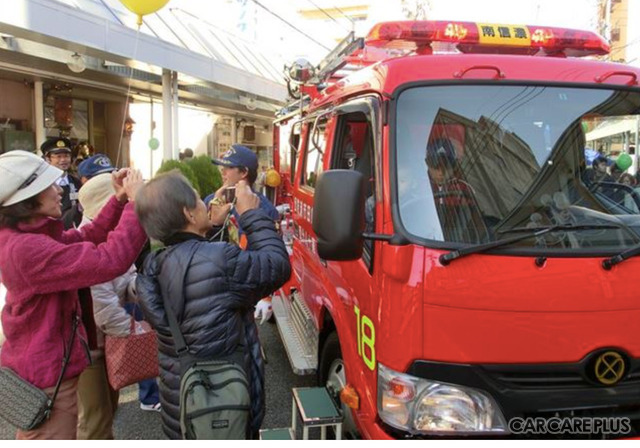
left=0, top=196, right=147, bottom=388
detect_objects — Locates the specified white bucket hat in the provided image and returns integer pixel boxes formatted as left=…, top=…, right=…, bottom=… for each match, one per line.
left=0, top=150, right=63, bottom=207
left=78, top=173, right=115, bottom=220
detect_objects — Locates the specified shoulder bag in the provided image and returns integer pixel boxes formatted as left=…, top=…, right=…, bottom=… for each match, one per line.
left=0, top=313, right=79, bottom=431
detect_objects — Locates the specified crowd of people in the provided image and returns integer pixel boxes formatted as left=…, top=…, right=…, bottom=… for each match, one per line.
left=582, top=153, right=640, bottom=209
left=0, top=140, right=290, bottom=440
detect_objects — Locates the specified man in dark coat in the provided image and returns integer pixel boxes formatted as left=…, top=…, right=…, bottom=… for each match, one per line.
left=41, top=137, right=83, bottom=228
left=134, top=172, right=291, bottom=439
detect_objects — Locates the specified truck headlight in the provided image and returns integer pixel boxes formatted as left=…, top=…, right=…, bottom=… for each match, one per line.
left=378, top=363, right=508, bottom=435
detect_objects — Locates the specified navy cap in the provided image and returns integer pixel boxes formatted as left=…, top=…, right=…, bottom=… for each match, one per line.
left=212, top=144, right=258, bottom=172
left=593, top=155, right=614, bottom=168
left=78, top=153, right=115, bottom=179
left=41, top=138, right=72, bottom=156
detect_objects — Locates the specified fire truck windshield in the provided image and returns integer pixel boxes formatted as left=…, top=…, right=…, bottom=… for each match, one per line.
left=395, top=85, right=640, bottom=252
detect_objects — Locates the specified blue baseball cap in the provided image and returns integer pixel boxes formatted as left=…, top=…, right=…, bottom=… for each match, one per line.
left=78, top=153, right=115, bottom=179
left=212, top=144, right=258, bottom=172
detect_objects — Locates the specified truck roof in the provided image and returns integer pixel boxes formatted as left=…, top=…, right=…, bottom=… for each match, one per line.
left=311, top=53, right=640, bottom=110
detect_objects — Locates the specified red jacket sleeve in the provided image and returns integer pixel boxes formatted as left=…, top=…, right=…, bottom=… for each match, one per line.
left=11, top=203, right=147, bottom=297
left=59, top=196, right=125, bottom=245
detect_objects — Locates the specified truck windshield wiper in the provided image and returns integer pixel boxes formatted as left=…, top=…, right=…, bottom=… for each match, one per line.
left=439, top=224, right=622, bottom=266
left=602, top=243, right=640, bottom=270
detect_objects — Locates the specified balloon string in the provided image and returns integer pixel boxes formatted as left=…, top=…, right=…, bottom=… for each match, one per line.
left=116, top=25, right=141, bottom=168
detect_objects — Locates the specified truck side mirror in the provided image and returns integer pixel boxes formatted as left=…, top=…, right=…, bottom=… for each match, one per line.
left=313, top=170, right=366, bottom=260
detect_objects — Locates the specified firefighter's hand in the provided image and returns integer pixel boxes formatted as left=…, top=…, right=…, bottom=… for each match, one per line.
left=235, top=180, right=259, bottom=215
left=208, top=201, right=232, bottom=226
left=254, top=298, right=273, bottom=325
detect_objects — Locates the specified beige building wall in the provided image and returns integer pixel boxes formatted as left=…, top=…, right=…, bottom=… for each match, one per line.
left=627, top=0, right=640, bottom=66
left=598, top=0, right=633, bottom=63
left=0, top=79, right=34, bottom=129
left=609, top=0, right=629, bottom=63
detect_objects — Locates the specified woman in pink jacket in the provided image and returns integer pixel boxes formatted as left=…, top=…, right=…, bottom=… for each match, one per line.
left=0, top=150, right=147, bottom=440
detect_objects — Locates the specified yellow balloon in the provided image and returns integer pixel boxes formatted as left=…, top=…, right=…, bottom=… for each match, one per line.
left=119, top=0, right=170, bottom=26
left=265, top=169, right=281, bottom=188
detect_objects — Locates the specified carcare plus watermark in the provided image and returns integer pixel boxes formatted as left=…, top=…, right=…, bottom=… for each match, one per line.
left=508, top=417, right=632, bottom=436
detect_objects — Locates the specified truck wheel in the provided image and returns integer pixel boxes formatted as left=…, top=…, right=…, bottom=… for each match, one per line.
left=319, top=332, right=359, bottom=439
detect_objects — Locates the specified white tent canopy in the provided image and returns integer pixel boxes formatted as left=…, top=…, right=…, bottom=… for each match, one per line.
left=586, top=118, right=638, bottom=142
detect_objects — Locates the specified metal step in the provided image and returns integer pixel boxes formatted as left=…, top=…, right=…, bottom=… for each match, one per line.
left=259, top=428, right=295, bottom=440
left=272, top=289, right=318, bottom=375
left=292, top=387, right=343, bottom=440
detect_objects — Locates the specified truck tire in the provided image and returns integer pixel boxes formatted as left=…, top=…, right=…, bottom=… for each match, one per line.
left=318, top=331, right=358, bottom=439
left=318, top=332, right=341, bottom=385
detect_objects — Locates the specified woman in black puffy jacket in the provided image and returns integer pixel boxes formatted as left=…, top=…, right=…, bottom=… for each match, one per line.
left=134, top=172, right=291, bottom=439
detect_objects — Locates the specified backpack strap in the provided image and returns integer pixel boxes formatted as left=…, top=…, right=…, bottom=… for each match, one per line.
left=159, top=242, right=198, bottom=373
left=159, top=241, right=246, bottom=373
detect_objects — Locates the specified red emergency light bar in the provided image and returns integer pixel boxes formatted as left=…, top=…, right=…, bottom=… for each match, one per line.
left=365, top=21, right=610, bottom=57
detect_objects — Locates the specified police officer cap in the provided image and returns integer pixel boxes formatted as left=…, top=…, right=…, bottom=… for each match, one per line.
left=41, top=138, right=72, bottom=156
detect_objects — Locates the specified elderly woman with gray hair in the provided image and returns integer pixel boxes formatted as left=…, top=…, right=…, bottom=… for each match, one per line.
left=134, top=171, right=291, bottom=439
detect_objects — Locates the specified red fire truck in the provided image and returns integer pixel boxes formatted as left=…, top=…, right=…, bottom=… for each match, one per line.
left=271, top=20, right=640, bottom=439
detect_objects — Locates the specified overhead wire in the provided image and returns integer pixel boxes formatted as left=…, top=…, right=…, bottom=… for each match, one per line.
left=609, top=36, right=640, bottom=53
left=249, top=0, right=331, bottom=51
left=331, top=3, right=355, bottom=26
left=304, top=0, right=352, bottom=33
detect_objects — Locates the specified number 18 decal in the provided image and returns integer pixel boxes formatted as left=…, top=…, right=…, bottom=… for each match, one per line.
left=354, top=305, right=376, bottom=370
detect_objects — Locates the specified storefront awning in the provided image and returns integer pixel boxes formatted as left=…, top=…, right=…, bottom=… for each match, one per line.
left=1, top=0, right=287, bottom=104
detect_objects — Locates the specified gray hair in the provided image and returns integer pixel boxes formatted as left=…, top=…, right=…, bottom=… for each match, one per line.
left=135, top=171, right=197, bottom=243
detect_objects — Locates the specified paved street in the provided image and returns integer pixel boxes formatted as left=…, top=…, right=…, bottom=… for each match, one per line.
left=0, top=320, right=316, bottom=440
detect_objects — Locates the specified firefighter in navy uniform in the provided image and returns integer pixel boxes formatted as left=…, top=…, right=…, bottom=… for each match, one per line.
left=41, top=138, right=83, bottom=229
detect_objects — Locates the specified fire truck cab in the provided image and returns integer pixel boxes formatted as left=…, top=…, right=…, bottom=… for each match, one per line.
left=272, top=20, right=640, bottom=439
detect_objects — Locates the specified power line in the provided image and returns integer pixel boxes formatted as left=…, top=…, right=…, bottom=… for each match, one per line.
left=304, top=0, right=352, bottom=33
left=609, top=36, right=640, bottom=53
left=331, top=4, right=355, bottom=25
left=249, top=0, right=331, bottom=51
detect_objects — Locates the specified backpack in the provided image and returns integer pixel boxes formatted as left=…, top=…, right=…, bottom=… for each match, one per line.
left=164, top=302, right=252, bottom=439
left=159, top=243, right=251, bottom=439
left=179, top=359, right=250, bottom=439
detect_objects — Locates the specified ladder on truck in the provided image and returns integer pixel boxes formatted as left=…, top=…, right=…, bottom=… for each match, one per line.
left=280, top=30, right=387, bottom=116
